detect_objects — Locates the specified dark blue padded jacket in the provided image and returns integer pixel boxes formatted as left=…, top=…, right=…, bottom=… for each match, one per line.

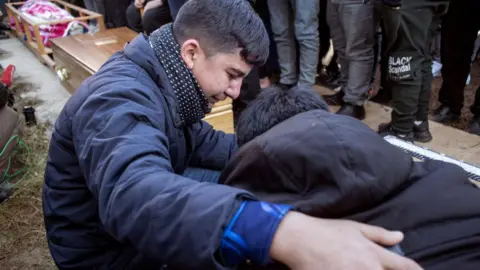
left=42, top=34, right=263, bottom=269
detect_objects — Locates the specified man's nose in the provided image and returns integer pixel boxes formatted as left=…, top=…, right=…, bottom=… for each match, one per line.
left=226, top=80, right=242, bottom=100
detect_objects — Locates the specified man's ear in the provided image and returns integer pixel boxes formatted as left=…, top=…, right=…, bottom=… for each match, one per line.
left=180, top=39, right=201, bottom=69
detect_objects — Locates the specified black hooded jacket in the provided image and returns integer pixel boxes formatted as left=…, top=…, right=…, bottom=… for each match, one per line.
left=220, top=110, right=480, bottom=270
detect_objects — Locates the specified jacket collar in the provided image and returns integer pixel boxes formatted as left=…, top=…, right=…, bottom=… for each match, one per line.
left=122, top=34, right=184, bottom=128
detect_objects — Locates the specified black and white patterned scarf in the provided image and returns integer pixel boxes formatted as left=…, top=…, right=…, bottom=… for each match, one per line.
left=149, top=23, right=210, bottom=126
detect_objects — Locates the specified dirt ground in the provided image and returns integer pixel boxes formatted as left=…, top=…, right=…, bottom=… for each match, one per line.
left=0, top=120, right=56, bottom=270
left=0, top=69, right=56, bottom=269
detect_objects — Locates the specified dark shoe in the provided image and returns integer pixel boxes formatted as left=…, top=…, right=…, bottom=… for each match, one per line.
left=467, top=116, right=480, bottom=135
left=322, top=91, right=344, bottom=106
left=413, top=121, right=433, bottom=143
left=378, top=123, right=414, bottom=142
left=336, top=103, right=366, bottom=120
left=433, top=105, right=460, bottom=124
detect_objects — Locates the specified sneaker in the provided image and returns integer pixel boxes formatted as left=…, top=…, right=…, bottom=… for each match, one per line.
left=378, top=123, right=414, bottom=142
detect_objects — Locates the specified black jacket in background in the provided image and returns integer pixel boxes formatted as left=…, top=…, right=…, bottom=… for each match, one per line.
left=220, top=109, right=480, bottom=270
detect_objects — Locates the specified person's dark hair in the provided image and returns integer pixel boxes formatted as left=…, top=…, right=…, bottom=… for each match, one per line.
left=236, top=85, right=330, bottom=146
left=173, top=0, right=269, bottom=66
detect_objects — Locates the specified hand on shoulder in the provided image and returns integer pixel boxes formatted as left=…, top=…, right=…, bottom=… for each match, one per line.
left=270, top=212, right=423, bottom=270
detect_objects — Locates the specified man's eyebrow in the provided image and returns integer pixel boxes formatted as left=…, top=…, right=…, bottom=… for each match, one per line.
left=228, top=68, right=246, bottom=77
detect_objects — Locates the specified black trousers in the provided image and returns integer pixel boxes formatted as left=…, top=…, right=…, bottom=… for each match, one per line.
left=318, top=0, right=339, bottom=74
left=126, top=3, right=172, bottom=35
left=438, top=0, right=480, bottom=117
left=233, top=0, right=279, bottom=127
left=167, top=0, right=188, bottom=21
left=103, top=0, right=131, bottom=28
left=383, top=0, right=449, bottom=133
left=255, top=0, right=280, bottom=79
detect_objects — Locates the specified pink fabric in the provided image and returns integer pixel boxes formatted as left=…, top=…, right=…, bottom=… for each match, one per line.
left=9, top=0, right=76, bottom=47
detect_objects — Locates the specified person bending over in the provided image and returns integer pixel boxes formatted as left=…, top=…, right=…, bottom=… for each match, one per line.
left=225, top=85, right=480, bottom=270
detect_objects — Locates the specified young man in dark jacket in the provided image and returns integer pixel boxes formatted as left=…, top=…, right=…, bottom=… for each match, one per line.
left=43, top=1, right=421, bottom=269
left=227, top=85, right=480, bottom=270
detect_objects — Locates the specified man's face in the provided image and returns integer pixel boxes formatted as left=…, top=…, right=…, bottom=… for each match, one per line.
left=180, top=39, right=253, bottom=107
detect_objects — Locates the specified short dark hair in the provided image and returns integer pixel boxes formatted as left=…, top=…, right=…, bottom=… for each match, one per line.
left=236, top=85, right=330, bottom=146
left=173, top=0, right=269, bottom=66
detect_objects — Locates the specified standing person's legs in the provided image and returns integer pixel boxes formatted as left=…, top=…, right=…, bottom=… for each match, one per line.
left=317, top=0, right=341, bottom=90
left=471, top=34, right=480, bottom=62
left=94, top=0, right=106, bottom=15
left=370, top=1, right=383, bottom=86
left=142, top=4, right=173, bottom=35
left=167, top=0, right=188, bottom=21
left=233, top=67, right=261, bottom=128
left=319, top=0, right=331, bottom=63
left=83, top=0, right=96, bottom=11
left=418, top=15, right=443, bottom=118
left=255, top=0, right=279, bottom=87
left=322, top=0, right=347, bottom=105
left=379, top=19, right=389, bottom=92
left=472, top=88, right=480, bottom=117
left=413, top=15, right=444, bottom=142
left=432, top=26, right=442, bottom=63
left=294, top=0, right=320, bottom=86
left=338, top=0, right=377, bottom=107
left=103, top=0, right=131, bottom=28
left=327, top=0, right=348, bottom=91
left=267, top=0, right=298, bottom=86
left=380, top=0, right=449, bottom=140
left=126, top=4, right=144, bottom=33
left=468, top=87, right=480, bottom=134
left=435, top=0, right=480, bottom=122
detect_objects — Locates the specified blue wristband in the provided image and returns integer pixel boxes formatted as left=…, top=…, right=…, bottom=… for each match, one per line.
left=220, top=201, right=292, bottom=266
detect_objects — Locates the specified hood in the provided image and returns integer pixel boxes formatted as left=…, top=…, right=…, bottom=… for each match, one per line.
left=219, top=109, right=414, bottom=218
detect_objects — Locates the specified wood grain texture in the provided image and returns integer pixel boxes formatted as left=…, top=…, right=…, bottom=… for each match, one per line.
left=51, top=27, right=138, bottom=73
